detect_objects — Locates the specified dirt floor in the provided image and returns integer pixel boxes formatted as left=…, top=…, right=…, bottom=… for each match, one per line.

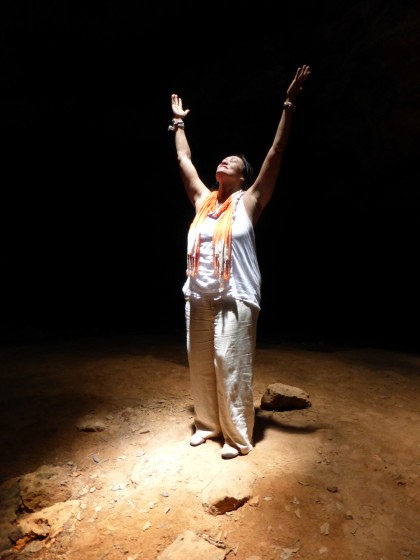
left=0, top=331, right=419, bottom=560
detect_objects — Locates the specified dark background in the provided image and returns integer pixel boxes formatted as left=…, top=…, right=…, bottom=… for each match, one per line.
left=1, top=1, right=419, bottom=351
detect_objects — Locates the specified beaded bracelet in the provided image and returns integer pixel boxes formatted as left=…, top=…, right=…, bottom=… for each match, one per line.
left=168, top=118, right=185, bottom=131
left=283, top=100, right=296, bottom=111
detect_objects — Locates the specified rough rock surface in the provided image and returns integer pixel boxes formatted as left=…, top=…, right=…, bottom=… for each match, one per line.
left=0, top=335, right=419, bottom=559
left=17, top=500, right=80, bottom=541
left=19, top=465, right=73, bottom=512
left=0, top=478, right=21, bottom=551
left=201, top=462, right=258, bottom=516
left=157, top=530, right=228, bottom=560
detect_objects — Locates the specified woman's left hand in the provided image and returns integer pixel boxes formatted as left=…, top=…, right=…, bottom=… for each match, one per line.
left=286, top=65, right=311, bottom=103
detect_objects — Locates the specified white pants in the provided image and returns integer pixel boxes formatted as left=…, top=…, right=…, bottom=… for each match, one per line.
left=185, top=297, right=259, bottom=455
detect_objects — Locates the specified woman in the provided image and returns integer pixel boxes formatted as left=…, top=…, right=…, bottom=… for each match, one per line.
left=170, top=65, right=311, bottom=459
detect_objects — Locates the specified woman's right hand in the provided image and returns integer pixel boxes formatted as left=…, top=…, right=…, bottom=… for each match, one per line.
left=171, top=94, right=190, bottom=119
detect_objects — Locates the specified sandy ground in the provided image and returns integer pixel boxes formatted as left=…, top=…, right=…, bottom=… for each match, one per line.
left=0, top=331, right=419, bottom=560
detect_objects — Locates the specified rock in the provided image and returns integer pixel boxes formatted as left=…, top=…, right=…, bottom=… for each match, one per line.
left=260, top=383, right=311, bottom=411
left=0, top=476, right=22, bottom=551
left=17, top=500, right=80, bottom=543
left=20, top=465, right=72, bottom=512
left=157, top=529, right=227, bottom=560
left=76, top=415, right=106, bottom=432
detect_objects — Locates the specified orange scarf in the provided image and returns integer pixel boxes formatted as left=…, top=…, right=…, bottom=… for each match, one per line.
left=187, top=190, right=244, bottom=283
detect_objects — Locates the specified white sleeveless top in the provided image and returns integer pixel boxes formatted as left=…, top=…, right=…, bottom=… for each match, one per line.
left=182, top=197, right=261, bottom=309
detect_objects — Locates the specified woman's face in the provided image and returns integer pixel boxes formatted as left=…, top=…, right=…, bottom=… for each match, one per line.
left=216, top=156, right=244, bottom=184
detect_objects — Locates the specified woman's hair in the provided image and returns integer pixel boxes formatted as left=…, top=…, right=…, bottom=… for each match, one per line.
left=236, top=153, right=255, bottom=190
left=212, top=152, right=255, bottom=191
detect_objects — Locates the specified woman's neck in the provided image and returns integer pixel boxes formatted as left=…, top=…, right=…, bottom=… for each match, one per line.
left=217, top=184, right=242, bottom=204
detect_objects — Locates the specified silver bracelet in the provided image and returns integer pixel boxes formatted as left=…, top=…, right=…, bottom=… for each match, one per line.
left=283, top=100, right=296, bottom=111
left=168, top=118, right=185, bottom=131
